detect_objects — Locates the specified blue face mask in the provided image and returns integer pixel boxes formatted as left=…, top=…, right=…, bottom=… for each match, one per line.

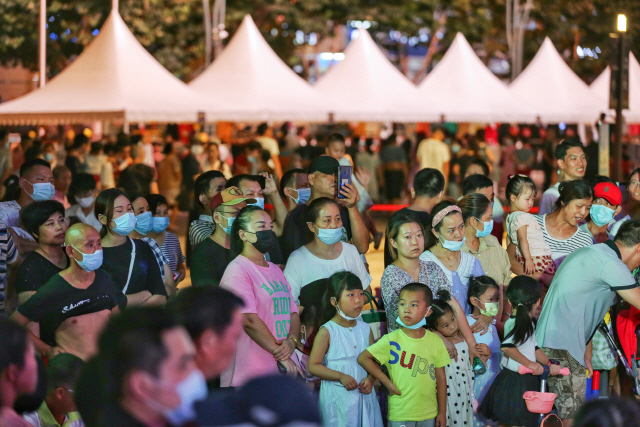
left=152, top=217, right=170, bottom=233
left=313, top=225, right=343, bottom=245
left=288, top=187, right=311, bottom=205
left=112, top=212, right=136, bottom=236
left=473, top=219, right=494, bottom=238
left=249, top=198, right=265, bottom=209
left=217, top=214, right=235, bottom=235
left=590, top=204, right=615, bottom=227
left=396, top=315, right=427, bottom=330
left=72, top=246, right=103, bottom=272
left=134, top=212, right=153, bottom=235
left=26, top=181, right=55, bottom=201
left=439, top=234, right=466, bottom=252
left=149, top=369, right=208, bottom=425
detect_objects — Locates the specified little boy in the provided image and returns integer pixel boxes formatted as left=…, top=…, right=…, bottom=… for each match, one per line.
left=358, top=283, right=449, bottom=427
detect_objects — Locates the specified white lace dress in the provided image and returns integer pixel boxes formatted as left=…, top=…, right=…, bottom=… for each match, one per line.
left=319, top=320, right=383, bottom=427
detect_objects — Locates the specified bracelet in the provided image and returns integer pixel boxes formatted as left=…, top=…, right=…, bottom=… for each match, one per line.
left=288, top=336, right=299, bottom=346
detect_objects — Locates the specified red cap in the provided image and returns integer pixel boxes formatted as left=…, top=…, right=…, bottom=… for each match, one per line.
left=594, top=182, right=622, bottom=206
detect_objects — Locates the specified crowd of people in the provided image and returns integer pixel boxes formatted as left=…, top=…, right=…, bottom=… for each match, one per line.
left=2, top=123, right=640, bottom=427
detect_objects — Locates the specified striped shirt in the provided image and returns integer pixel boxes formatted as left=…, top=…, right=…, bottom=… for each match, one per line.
left=0, top=223, right=18, bottom=314
left=142, top=237, right=170, bottom=281
left=162, top=232, right=185, bottom=274
left=535, top=214, right=593, bottom=264
left=188, top=216, right=215, bottom=250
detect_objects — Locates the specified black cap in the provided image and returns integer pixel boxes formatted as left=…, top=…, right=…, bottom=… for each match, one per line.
left=307, top=155, right=339, bottom=175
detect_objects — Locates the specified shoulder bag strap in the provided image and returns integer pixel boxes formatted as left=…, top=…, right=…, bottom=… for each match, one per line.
left=122, top=237, right=137, bottom=294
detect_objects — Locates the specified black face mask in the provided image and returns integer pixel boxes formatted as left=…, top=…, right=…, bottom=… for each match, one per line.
left=247, top=229, right=276, bottom=254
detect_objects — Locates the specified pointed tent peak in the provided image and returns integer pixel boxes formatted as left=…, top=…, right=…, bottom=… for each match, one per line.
left=112, top=0, right=119, bottom=12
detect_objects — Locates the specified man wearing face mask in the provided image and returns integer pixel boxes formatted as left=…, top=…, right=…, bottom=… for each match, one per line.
left=191, top=187, right=255, bottom=288
left=11, top=224, right=126, bottom=361
left=66, top=173, right=102, bottom=231
left=87, top=307, right=207, bottom=427
left=580, top=181, right=623, bottom=244
left=280, top=168, right=311, bottom=213
left=0, top=159, right=55, bottom=254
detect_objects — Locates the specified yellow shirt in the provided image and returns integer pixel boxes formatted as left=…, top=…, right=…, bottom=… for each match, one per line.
left=367, top=329, right=450, bottom=421
left=462, top=234, right=513, bottom=286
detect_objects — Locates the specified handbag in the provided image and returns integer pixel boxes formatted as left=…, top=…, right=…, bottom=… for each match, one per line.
left=361, top=290, right=387, bottom=342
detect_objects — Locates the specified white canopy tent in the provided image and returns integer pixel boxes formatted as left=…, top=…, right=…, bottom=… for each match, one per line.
left=189, top=15, right=327, bottom=122
left=313, top=29, right=426, bottom=122
left=418, top=32, right=531, bottom=122
left=590, top=53, right=640, bottom=123
left=0, top=9, right=207, bottom=125
left=509, top=37, right=607, bottom=123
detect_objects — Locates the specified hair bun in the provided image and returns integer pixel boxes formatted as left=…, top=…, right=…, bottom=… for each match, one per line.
left=436, top=289, right=451, bottom=301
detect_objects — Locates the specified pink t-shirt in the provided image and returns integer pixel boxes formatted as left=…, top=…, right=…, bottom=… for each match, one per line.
left=220, top=255, right=299, bottom=387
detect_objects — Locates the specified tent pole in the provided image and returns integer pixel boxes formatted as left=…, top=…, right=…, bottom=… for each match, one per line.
left=39, top=0, right=46, bottom=88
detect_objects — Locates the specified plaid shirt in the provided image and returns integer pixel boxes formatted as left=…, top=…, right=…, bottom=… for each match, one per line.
left=142, top=237, right=170, bottom=281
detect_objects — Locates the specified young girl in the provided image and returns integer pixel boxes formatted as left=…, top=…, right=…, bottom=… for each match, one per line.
left=467, top=276, right=502, bottom=427
left=505, top=175, right=554, bottom=276
left=480, top=276, right=562, bottom=427
left=427, top=290, right=486, bottom=427
left=308, top=271, right=383, bottom=427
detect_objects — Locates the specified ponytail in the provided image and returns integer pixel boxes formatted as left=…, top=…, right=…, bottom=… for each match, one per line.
left=2, top=175, right=20, bottom=201
left=504, top=276, right=541, bottom=346
left=426, top=289, right=453, bottom=330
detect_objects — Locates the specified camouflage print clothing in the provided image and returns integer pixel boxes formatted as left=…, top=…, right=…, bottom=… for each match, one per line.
left=541, top=348, right=587, bottom=420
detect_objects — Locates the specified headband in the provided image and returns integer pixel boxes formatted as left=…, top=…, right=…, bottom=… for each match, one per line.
left=432, top=205, right=462, bottom=228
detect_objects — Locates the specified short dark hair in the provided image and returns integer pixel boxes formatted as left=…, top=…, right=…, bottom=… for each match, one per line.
left=257, top=123, right=269, bottom=135
left=400, top=282, right=433, bottom=305
left=555, top=138, right=583, bottom=160
left=72, top=133, right=90, bottom=150
left=97, top=307, right=180, bottom=401
left=614, top=220, right=640, bottom=247
left=506, top=174, right=537, bottom=202
left=69, top=173, right=96, bottom=196
left=194, top=170, right=226, bottom=209
left=280, top=169, right=305, bottom=196
left=95, top=188, right=130, bottom=238
left=90, top=142, right=102, bottom=155
left=52, top=165, right=70, bottom=180
left=328, top=133, right=345, bottom=145
left=146, top=194, right=168, bottom=215
left=21, top=200, right=65, bottom=241
left=20, top=158, right=51, bottom=177
left=574, top=397, right=640, bottom=427
left=0, top=318, right=28, bottom=373
left=47, top=353, right=84, bottom=391
left=462, top=174, right=494, bottom=196
left=246, top=140, right=262, bottom=152
left=462, top=159, right=490, bottom=177
left=170, top=287, right=244, bottom=340
left=555, top=180, right=593, bottom=209
left=413, top=168, right=445, bottom=198
left=226, top=174, right=260, bottom=190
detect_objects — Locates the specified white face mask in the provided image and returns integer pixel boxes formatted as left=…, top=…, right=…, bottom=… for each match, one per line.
left=77, top=195, right=95, bottom=208
left=331, top=297, right=360, bottom=321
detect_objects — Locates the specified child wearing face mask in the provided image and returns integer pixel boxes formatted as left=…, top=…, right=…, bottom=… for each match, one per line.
left=466, top=276, right=502, bottom=427
left=359, top=283, right=449, bottom=427
left=426, top=290, right=489, bottom=427
left=506, top=174, right=554, bottom=276
left=309, top=271, right=383, bottom=427
left=480, top=276, right=562, bottom=427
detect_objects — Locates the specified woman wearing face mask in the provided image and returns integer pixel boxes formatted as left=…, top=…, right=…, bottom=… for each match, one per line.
left=420, top=201, right=490, bottom=361
left=380, top=215, right=448, bottom=333
left=96, top=189, right=167, bottom=306
left=284, top=197, right=372, bottom=307
left=147, top=194, right=186, bottom=291
left=580, top=181, right=623, bottom=244
left=191, top=187, right=255, bottom=288
left=15, top=201, right=69, bottom=313
left=219, top=206, right=301, bottom=386
left=65, top=173, right=102, bottom=231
